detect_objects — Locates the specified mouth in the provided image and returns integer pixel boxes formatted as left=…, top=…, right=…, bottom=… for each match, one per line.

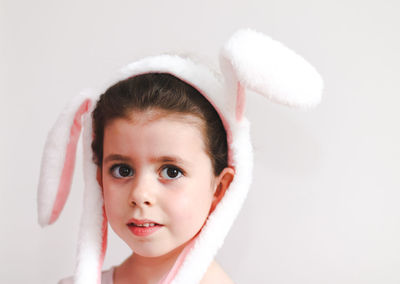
left=127, top=218, right=164, bottom=237
left=127, top=222, right=161, bottom=228
left=126, top=218, right=163, bottom=227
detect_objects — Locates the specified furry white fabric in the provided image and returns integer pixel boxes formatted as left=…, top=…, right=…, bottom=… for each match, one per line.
left=221, top=28, right=323, bottom=109
left=37, top=92, right=91, bottom=226
left=37, top=28, right=323, bottom=284
left=74, top=91, right=105, bottom=284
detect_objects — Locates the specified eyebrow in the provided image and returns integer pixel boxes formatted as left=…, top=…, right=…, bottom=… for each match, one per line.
left=151, top=155, right=190, bottom=166
left=103, top=154, right=132, bottom=164
left=103, top=154, right=191, bottom=166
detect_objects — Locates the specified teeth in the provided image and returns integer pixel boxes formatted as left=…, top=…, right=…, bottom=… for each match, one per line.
left=132, top=223, right=156, bottom=227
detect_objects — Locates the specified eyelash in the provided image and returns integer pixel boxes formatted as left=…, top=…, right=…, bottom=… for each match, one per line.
left=109, top=163, right=185, bottom=180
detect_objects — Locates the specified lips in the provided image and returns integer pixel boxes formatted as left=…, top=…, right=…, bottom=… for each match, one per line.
left=127, top=218, right=164, bottom=237
left=127, top=218, right=161, bottom=226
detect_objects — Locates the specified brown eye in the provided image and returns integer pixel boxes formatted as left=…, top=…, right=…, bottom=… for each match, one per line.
left=160, top=166, right=183, bottom=180
left=111, top=164, right=134, bottom=178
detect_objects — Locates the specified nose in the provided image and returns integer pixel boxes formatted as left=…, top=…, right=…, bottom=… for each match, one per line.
left=128, top=171, right=156, bottom=207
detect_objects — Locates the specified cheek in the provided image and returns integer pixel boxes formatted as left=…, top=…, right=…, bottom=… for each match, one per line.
left=165, top=184, right=214, bottom=232
left=103, top=184, right=125, bottom=220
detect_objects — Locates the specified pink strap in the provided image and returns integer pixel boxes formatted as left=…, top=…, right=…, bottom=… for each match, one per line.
left=49, top=99, right=91, bottom=224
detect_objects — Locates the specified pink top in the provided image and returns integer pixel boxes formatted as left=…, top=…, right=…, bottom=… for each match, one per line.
left=58, top=266, right=115, bottom=284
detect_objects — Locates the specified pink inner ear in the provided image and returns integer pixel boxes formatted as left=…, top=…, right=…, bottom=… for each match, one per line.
left=49, top=99, right=91, bottom=224
left=235, top=82, right=246, bottom=121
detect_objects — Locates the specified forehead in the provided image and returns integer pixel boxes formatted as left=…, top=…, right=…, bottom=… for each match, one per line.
left=126, top=109, right=203, bottom=127
left=103, top=110, right=208, bottom=160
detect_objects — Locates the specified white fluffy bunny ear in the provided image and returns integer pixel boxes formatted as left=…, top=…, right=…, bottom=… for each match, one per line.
left=220, top=28, right=324, bottom=120
left=37, top=92, right=93, bottom=227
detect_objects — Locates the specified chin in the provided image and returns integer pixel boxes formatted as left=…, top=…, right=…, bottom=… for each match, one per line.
left=134, top=248, right=167, bottom=258
left=130, top=241, right=187, bottom=258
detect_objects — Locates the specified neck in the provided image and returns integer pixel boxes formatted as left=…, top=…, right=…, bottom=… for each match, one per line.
left=115, top=242, right=188, bottom=284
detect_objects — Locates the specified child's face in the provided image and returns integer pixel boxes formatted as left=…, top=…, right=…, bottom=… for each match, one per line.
left=100, top=110, right=220, bottom=257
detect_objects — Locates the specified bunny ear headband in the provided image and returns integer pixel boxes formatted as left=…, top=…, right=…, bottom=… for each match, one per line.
left=37, top=29, right=323, bottom=284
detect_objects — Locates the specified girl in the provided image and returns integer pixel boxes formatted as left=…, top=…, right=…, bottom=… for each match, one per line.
left=91, top=72, right=235, bottom=283
left=37, top=29, right=323, bottom=284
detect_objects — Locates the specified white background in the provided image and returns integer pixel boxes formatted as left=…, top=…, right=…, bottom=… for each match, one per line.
left=1, top=1, right=399, bottom=283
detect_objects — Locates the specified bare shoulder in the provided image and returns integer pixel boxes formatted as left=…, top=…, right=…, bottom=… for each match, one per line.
left=200, top=260, right=235, bottom=284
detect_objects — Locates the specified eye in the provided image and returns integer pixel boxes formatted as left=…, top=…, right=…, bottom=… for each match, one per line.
left=110, top=164, right=134, bottom=178
left=160, top=165, right=183, bottom=180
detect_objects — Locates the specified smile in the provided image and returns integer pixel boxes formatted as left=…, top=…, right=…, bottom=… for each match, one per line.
left=126, top=218, right=164, bottom=236
left=127, top=223, right=163, bottom=236
left=128, top=222, right=157, bottom=227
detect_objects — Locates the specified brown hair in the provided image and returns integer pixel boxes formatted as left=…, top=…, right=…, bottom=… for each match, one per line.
left=91, top=73, right=228, bottom=176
